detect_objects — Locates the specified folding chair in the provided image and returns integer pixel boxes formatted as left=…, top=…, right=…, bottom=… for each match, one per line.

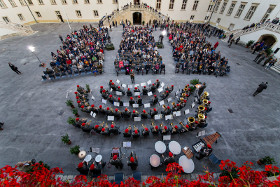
left=209, top=153, right=221, bottom=165
left=114, top=173, right=124, bottom=185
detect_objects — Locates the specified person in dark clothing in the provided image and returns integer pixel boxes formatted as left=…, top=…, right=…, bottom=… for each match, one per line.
left=0, top=122, right=4, bottom=130
left=198, top=83, right=206, bottom=96
left=162, top=152, right=176, bottom=165
left=76, top=162, right=89, bottom=175
left=9, top=63, right=21, bottom=74
left=253, top=82, right=268, bottom=96
left=127, top=153, right=138, bottom=170
left=196, top=144, right=212, bottom=160
left=110, top=155, right=123, bottom=169
left=130, top=70, right=135, bottom=83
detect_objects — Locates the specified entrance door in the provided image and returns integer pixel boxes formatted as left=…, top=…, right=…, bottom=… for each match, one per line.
left=133, top=12, right=142, bottom=25
left=55, top=11, right=64, bottom=22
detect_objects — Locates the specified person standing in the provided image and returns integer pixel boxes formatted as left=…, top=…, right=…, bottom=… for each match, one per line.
left=235, top=37, right=240, bottom=44
left=228, top=39, right=234, bottom=48
left=130, top=70, right=135, bottom=84
left=253, top=82, right=268, bottom=96
left=8, top=63, right=21, bottom=74
left=0, top=122, right=4, bottom=130
left=213, top=41, right=219, bottom=49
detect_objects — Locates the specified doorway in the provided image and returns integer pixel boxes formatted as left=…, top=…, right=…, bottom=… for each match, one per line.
left=55, top=11, right=64, bottom=23
left=133, top=12, right=142, bottom=25
left=258, top=34, right=277, bottom=48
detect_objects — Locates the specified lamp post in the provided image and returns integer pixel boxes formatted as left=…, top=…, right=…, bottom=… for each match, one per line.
left=28, top=45, right=42, bottom=64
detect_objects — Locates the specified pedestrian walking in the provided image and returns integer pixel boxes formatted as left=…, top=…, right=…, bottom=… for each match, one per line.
left=213, top=41, right=219, bottom=49
left=130, top=70, right=135, bottom=84
left=265, top=59, right=277, bottom=69
left=253, top=82, right=268, bottom=96
left=228, top=39, right=234, bottom=48
left=228, top=33, right=233, bottom=43
left=235, top=37, right=240, bottom=44
left=0, top=122, right=4, bottom=130
left=8, top=62, right=21, bottom=74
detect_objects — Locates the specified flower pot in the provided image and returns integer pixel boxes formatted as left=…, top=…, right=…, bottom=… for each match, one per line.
left=75, top=114, right=79, bottom=117
left=68, top=140, right=72, bottom=145
left=71, top=105, right=75, bottom=109
left=257, top=160, right=263, bottom=165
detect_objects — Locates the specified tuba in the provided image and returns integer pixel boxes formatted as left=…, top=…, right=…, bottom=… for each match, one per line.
left=198, top=113, right=205, bottom=122
left=203, top=99, right=209, bottom=106
left=198, top=105, right=205, bottom=113
left=188, top=117, right=195, bottom=124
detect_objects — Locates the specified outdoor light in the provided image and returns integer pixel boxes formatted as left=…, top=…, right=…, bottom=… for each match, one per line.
left=28, top=45, right=35, bottom=52
left=28, top=45, right=43, bottom=65
left=162, top=30, right=167, bottom=36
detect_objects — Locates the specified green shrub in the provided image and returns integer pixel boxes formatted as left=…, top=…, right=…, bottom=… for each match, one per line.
left=156, top=42, right=164, bottom=48
left=260, top=156, right=276, bottom=165
left=246, top=40, right=254, bottom=47
left=65, top=100, right=73, bottom=107
left=265, top=48, right=273, bottom=56
left=105, top=43, right=115, bottom=50
left=67, top=117, right=75, bottom=125
left=190, top=79, right=201, bottom=85
left=70, top=145, right=80, bottom=155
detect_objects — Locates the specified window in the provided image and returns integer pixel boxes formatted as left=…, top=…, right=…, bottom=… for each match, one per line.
left=61, top=0, right=67, bottom=4
left=3, top=16, right=10, bottom=23
left=205, top=16, right=209, bottom=20
left=93, top=10, right=98, bottom=17
left=244, top=4, right=258, bottom=21
left=169, top=0, right=174, bottom=9
left=38, top=0, right=44, bottom=4
left=76, top=10, right=82, bottom=17
left=0, top=0, right=7, bottom=8
left=219, top=1, right=228, bottom=14
left=261, top=5, right=276, bottom=23
left=190, top=15, right=194, bottom=20
left=228, top=23, right=235, bottom=30
left=97, top=0, right=101, bottom=3
left=19, top=0, right=26, bottom=5
left=235, top=3, right=246, bottom=18
left=226, top=1, right=236, bottom=16
left=181, top=0, right=187, bottom=10
left=207, top=3, right=213, bottom=12
left=55, top=11, right=61, bottom=15
left=50, top=0, right=56, bottom=4
left=35, top=11, right=42, bottom=17
left=216, top=18, right=221, bottom=23
left=84, top=0, right=89, bottom=3
left=72, top=0, right=77, bottom=3
left=214, top=0, right=221, bottom=12
left=156, top=0, right=161, bottom=9
left=18, top=14, right=24, bottom=20
left=8, top=0, right=17, bottom=7
left=112, top=0, right=117, bottom=3
left=192, top=0, right=199, bottom=11
left=26, top=0, right=33, bottom=5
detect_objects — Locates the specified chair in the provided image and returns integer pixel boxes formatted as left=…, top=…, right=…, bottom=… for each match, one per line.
left=133, top=172, right=141, bottom=182
left=209, top=153, right=221, bottom=164
left=114, top=173, right=124, bottom=185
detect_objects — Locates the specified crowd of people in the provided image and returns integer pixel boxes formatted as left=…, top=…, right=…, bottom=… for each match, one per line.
left=114, top=26, right=165, bottom=75
left=42, top=25, right=109, bottom=80
left=168, top=23, right=230, bottom=76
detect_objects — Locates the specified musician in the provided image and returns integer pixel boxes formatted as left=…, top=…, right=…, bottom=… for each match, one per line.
left=110, top=155, right=123, bottom=169
left=132, top=129, right=140, bottom=138
left=76, top=162, right=89, bottom=176
left=150, top=108, right=158, bottom=118
left=117, top=97, right=123, bottom=106
left=116, top=86, right=125, bottom=95
left=196, top=144, right=212, bottom=160
left=110, top=82, right=117, bottom=91
left=142, top=126, right=149, bottom=136
left=100, top=86, right=104, bottom=94
left=94, top=124, right=102, bottom=133
left=151, top=95, right=158, bottom=105
left=109, top=123, right=119, bottom=135
left=90, top=104, right=99, bottom=114
left=151, top=124, right=159, bottom=135
left=137, top=96, right=143, bottom=106
left=76, top=118, right=87, bottom=128
left=171, top=123, right=179, bottom=134
left=81, top=122, right=92, bottom=133
left=108, top=80, right=113, bottom=87
left=127, top=88, right=133, bottom=96
left=98, top=105, right=106, bottom=115
left=122, top=108, right=131, bottom=118
left=101, top=89, right=109, bottom=99
left=127, top=154, right=138, bottom=170
left=162, top=106, right=171, bottom=116
left=162, top=152, right=175, bottom=165
left=160, top=124, right=169, bottom=135
left=132, top=110, right=139, bottom=118
left=114, top=108, right=122, bottom=119
left=160, top=90, right=169, bottom=100
left=123, top=127, right=132, bottom=137
left=141, top=110, right=148, bottom=119
left=150, top=84, right=156, bottom=93
left=100, top=127, right=110, bottom=135
left=77, top=85, right=86, bottom=94
left=155, top=79, right=160, bottom=88
left=106, top=107, right=114, bottom=116
left=89, top=163, right=101, bottom=178
left=108, top=95, right=115, bottom=104
left=129, top=97, right=135, bottom=106
left=134, top=87, right=140, bottom=93
left=142, top=86, right=148, bottom=95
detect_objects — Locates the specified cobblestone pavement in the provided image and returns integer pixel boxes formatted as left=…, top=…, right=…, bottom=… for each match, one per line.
left=0, top=23, right=279, bottom=177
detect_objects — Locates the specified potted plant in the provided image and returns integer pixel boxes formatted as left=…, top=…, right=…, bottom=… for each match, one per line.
left=257, top=156, right=276, bottom=165
left=70, top=145, right=80, bottom=155
left=265, top=48, right=273, bottom=56
left=72, top=108, right=79, bottom=117
left=67, top=117, right=76, bottom=126
left=61, top=134, right=71, bottom=145
left=105, top=43, right=115, bottom=50
left=86, top=84, right=90, bottom=93
left=190, top=79, right=201, bottom=85
left=246, top=40, right=254, bottom=48
left=66, top=100, right=74, bottom=108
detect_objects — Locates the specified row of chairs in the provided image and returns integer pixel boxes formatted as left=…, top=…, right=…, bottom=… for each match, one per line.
left=114, top=172, right=141, bottom=184
left=41, top=68, right=102, bottom=81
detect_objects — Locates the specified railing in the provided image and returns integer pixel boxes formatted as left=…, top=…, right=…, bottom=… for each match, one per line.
left=100, top=4, right=170, bottom=26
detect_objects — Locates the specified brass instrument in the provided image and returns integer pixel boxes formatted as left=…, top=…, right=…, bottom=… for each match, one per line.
left=188, top=117, right=195, bottom=124
left=104, top=123, right=108, bottom=129
left=133, top=125, right=138, bottom=131
left=198, top=113, right=205, bottom=122
left=151, top=120, right=156, bottom=131
left=142, top=124, right=147, bottom=129
left=198, top=105, right=205, bottom=113
left=99, top=121, right=105, bottom=127
left=203, top=99, right=209, bottom=106
left=162, top=105, right=167, bottom=109
left=160, top=123, right=166, bottom=133
left=127, top=125, right=132, bottom=130
left=180, top=122, right=189, bottom=132
left=170, top=123, right=176, bottom=133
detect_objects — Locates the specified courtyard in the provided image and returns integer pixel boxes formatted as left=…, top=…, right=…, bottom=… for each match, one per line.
left=0, top=22, right=279, bottom=176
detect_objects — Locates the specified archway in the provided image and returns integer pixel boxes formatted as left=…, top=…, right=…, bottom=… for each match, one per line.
left=258, top=34, right=277, bottom=48
left=133, top=12, right=142, bottom=25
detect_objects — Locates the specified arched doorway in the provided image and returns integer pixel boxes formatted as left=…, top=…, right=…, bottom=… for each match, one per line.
left=133, top=12, right=142, bottom=25
left=258, top=34, right=277, bottom=48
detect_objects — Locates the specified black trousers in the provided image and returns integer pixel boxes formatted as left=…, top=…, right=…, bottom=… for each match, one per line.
left=13, top=69, right=21, bottom=74
left=253, top=90, right=261, bottom=96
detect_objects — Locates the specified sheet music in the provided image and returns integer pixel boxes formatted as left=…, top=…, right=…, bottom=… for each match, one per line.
left=122, top=84, right=127, bottom=88
left=154, top=114, right=161, bottom=120
left=116, top=79, right=120, bottom=84
left=141, top=83, right=146, bottom=87
left=123, top=102, right=129, bottom=107
left=133, top=104, right=139, bottom=108
left=134, top=92, right=140, bottom=96
left=114, top=102, right=120, bottom=107
left=147, top=80, right=152, bottom=85
left=148, top=92, right=153, bottom=96
left=116, top=91, right=122, bottom=96
left=144, top=103, right=150, bottom=108
left=102, top=99, right=107, bottom=104
left=165, top=115, right=173, bottom=120
left=184, top=109, right=190, bottom=114
left=176, top=111, right=181, bottom=116
left=161, top=82, right=165, bottom=87
left=167, top=98, right=172, bottom=102
left=107, top=116, right=114, bottom=121
left=91, top=96, right=95, bottom=101
left=134, top=117, right=141, bottom=121
left=128, top=85, right=133, bottom=88
left=159, top=100, right=164, bottom=106
left=191, top=102, right=195, bottom=108
left=158, top=87, right=163, bottom=93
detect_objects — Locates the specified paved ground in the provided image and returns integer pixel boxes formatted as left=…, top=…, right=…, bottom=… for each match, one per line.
left=0, top=23, right=280, bottom=177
